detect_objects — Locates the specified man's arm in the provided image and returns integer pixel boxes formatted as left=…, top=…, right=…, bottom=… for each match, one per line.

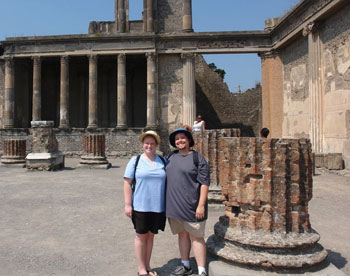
left=195, top=184, right=209, bottom=220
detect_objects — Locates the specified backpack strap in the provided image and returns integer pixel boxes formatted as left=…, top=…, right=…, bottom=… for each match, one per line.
left=192, top=150, right=199, bottom=168
left=132, top=155, right=141, bottom=191
left=158, top=155, right=167, bottom=168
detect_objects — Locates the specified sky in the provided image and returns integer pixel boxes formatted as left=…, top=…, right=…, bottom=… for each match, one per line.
left=0, top=0, right=300, bottom=92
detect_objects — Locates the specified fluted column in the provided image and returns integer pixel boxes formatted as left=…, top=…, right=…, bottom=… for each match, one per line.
left=59, top=56, right=70, bottom=128
left=4, top=57, right=15, bottom=128
left=182, top=53, right=196, bottom=127
left=304, top=22, right=324, bottom=154
left=88, top=55, right=98, bottom=128
left=146, top=52, right=158, bottom=128
left=183, top=0, right=193, bottom=32
left=146, top=0, right=154, bottom=32
left=117, top=54, right=127, bottom=128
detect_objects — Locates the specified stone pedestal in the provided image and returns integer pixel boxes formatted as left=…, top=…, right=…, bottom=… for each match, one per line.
left=1, top=139, right=26, bottom=166
left=78, top=134, right=111, bottom=169
left=207, top=137, right=327, bottom=270
left=26, top=121, right=64, bottom=170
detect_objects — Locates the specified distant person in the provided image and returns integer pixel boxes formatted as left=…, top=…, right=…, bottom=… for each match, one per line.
left=260, top=127, right=270, bottom=138
left=192, top=115, right=205, bottom=132
left=123, top=131, right=166, bottom=276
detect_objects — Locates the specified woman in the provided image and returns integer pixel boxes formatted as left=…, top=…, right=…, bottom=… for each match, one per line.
left=192, top=115, right=205, bottom=132
left=166, top=128, right=210, bottom=276
left=124, top=131, right=166, bottom=276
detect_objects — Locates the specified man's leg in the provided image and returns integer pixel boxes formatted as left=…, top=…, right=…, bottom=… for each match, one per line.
left=191, top=235, right=207, bottom=273
left=178, top=230, right=191, bottom=261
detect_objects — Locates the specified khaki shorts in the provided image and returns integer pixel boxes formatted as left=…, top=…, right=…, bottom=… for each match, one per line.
left=168, top=217, right=206, bottom=238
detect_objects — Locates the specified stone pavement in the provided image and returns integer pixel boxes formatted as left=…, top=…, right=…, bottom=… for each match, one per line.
left=0, top=158, right=349, bottom=276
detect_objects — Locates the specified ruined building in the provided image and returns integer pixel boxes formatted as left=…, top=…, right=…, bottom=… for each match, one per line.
left=0, top=0, right=349, bottom=166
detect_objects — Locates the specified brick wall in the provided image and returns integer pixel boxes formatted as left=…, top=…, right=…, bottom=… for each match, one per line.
left=195, top=55, right=262, bottom=136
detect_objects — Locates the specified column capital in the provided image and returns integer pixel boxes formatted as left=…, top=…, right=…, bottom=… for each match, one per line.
left=60, top=55, right=69, bottom=65
left=146, top=52, right=157, bottom=61
left=88, top=54, right=98, bottom=63
left=5, top=56, right=14, bottom=67
left=118, top=53, right=126, bottom=63
left=259, top=50, right=279, bottom=60
left=181, top=52, right=196, bottom=60
left=302, top=21, right=317, bottom=37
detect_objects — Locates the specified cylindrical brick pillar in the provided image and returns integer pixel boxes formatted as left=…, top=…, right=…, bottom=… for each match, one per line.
left=207, top=137, right=327, bottom=269
left=117, top=54, right=127, bottom=128
left=32, top=56, right=42, bottom=121
left=79, top=134, right=111, bottom=168
left=88, top=55, right=98, bottom=128
left=182, top=53, right=196, bottom=127
left=183, top=0, right=193, bottom=32
left=4, top=57, right=15, bottom=129
left=1, top=139, right=26, bottom=164
left=59, top=56, right=70, bottom=129
left=146, top=52, right=158, bottom=128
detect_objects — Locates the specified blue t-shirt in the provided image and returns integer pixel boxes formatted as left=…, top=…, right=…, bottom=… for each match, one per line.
left=124, top=154, right=166, bottom=213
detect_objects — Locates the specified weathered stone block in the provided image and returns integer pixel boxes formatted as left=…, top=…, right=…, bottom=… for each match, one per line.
left=326, top=153, right=344, bottom=170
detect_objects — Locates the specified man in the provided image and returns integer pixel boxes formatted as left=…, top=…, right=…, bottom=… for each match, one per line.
left=166, top=128, right=210, bottom=276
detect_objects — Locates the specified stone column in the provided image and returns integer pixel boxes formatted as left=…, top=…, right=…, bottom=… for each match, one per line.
left=59, top=56, right=69, bottom=129
left=1, top=139, right=26, bottom=165
left=304, top=22, right=324, bottom=154
left=183, top=0, right=193, bottom=32
left=146, top=0, right=154, bottom=32
left=117, top=54, right=127, bottom=128
left=32, top=56, right=42, bottom=121
left=146, top=52, right=158, bottom=128
left=182, top=53, right=196, bottom=127
left=117, top=0, right=126, bottom=33
left=88, top=55, right=98, bottom=128
left=4, top=57, right=15, bottom=129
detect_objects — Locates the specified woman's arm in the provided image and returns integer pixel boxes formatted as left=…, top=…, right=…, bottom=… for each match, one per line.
left=195, top=184, right=209, bottom=220
left=124, top=178, right=133, bottom=218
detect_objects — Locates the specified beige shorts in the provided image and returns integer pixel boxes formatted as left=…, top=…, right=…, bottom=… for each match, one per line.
left=168, top=217, right=206, bottom=238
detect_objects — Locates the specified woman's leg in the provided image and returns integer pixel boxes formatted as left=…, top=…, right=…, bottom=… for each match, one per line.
left=190, top=235, right=206, bottom=267
left=135, top=233, right=149, bottom=275
left=178, top=230, right=191, bottom=261
left=145, top=232, right=155, bottom=271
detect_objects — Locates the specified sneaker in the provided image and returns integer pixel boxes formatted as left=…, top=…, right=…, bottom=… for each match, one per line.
left=170, top=265, right=193, bottom=275
left=198, top=272, right=207, bottom=276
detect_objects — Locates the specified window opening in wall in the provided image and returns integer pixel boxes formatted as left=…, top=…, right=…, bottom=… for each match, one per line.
left=129, top=0, right=143, bottom=20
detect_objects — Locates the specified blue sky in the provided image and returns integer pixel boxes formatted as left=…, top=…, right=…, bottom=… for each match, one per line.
left=0, top=0, right=299, bottom=91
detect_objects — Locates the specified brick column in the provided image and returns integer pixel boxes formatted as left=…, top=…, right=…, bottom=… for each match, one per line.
left=79, top=134, right=111, bottom=169
left=1, top=139, right=26, bottom=165
left=182, top=53, right=196, bottom=127
left=146, top=52, right=158, bottom=128
left=4, top=57, right=15, bottom=128
left=207, top=137, right=327, bottom=269
left=183, top=0, right=193, bottom=32
left=117, top=54, right=127, bottom=129
left=59, top=56, right=70, bottom=129
left=32, top=56, right=42, bottom=121
left=88, top=55, right=98, bottom=128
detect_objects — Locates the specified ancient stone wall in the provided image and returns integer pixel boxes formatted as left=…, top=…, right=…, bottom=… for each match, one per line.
left=281, top=36, right=310, bottom=139
left=157, top=0, right=183, bottom=33
left=158, top=54, right=183, bottom=152
left=195, top=55, right=262, bottom=136
left=322, top=4, right=350, bottom=167
left=0, top=60, right=4, bottom=129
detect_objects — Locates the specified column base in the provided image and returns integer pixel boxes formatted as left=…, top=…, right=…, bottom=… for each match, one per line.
left=145, top=125, right=158, bottom=131
left=87, top=125, right=98, bottom=130
left=25, top=152, right=65, bottom=171
left=116, top=125, right=128, bottom=130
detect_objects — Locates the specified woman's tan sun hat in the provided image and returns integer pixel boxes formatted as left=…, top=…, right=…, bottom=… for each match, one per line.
left=138, top=130, right=160, bottom=145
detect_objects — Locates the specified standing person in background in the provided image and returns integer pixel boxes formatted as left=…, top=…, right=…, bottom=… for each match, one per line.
left=124, top=131, right=166, bottom=276
left=192, top=115, right=205, bottom=132
left=166, top=128, right=210, bottom=276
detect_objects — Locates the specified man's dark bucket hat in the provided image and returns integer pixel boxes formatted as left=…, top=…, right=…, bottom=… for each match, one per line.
left=169, top=128, right=195, bottom=148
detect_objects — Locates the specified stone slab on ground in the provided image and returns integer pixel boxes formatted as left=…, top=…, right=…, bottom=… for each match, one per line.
left=209, top=259, right=347, bottom=276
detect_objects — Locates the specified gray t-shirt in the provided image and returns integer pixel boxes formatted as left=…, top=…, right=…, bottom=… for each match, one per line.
left=166, top=151, right=210, bottom=222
